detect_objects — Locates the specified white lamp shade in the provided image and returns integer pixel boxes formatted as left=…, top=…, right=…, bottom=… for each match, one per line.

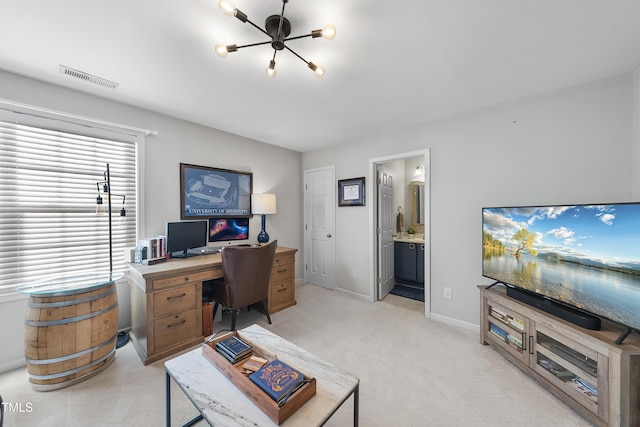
left=252, top=193, right=276, bottom=215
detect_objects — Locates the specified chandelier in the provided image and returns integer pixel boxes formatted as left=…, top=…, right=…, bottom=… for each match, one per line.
left=215, top=0, right=336, bottom=78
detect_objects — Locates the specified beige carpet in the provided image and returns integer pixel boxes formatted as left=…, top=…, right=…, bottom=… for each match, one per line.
left=0, top=283, right=593, bottom=426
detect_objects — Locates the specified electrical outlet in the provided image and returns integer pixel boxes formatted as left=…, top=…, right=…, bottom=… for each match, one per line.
left=444, top=287, right=452, bottom=299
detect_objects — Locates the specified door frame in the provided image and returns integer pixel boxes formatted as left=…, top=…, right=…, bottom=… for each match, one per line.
left=368, top=149, right=431, bottom=318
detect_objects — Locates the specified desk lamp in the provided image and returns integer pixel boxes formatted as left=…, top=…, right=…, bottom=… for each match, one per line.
left=252, top=193, right=276, bottom=244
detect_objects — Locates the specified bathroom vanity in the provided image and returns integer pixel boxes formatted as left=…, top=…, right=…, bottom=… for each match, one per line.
left=394, top=236, right=425, bottom=285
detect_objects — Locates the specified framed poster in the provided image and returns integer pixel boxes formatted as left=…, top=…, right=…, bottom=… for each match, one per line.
left=180, top=163, right=253, bottom=219
left=338, top=177, right=365, bottom=207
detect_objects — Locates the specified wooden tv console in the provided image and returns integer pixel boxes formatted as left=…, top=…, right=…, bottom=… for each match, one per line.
left=479, top=285, right=640, bottom=427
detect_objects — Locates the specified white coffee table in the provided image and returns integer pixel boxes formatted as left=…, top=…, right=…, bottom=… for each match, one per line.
left=165, top=324, right=359, bottom=426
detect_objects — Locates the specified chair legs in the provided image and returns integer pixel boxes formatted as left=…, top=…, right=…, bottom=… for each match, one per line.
left=260, top=299, right=272, bottom=324
left=214, top=302, right=271, bottom=331
left=213, top=302, right=220, bottom=321
left=231, top=309, right=237, bottom=331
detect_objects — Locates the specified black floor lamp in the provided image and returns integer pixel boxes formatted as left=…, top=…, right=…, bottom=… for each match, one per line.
left=96, top=163, right=126, bottom=274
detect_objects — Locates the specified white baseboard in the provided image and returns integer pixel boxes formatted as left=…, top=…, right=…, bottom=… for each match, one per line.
left=0, top=358, right=26, bottom=374
left=333, top=287, right=370, bottom=302
left=430, top=312, right=480, bottom=333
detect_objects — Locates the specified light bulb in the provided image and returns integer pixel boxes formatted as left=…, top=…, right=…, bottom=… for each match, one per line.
left=218, top=0, right=236, bottom=16
left=308, top=62, right=326, bottom=78
left=102, top=184, right=109, bottom=203
left=215, top=44, right=229, bottom=57
left=266, top=60, right=277, bottom=78
left=322, top=24, right=336, bottom=40
left=96, top=195, right=105, bottom=215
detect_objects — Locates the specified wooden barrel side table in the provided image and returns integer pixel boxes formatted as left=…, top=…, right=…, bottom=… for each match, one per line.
left=15, top=272, right=122, bottom=391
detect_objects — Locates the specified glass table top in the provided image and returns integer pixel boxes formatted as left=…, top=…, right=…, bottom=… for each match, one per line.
left=15, top=271, right=124, bottom=296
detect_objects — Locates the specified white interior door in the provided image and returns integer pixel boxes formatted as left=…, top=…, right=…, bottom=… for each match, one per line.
left=377, top=166, right=394, bottom=299
left=304, top=166, right=335, bottom=289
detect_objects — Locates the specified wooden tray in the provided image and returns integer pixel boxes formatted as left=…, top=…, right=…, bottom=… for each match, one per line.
left=202, top=331, right=316, bottom=425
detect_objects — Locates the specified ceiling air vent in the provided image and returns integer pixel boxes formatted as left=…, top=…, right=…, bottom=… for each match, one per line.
left=59, top=65, right=119, bottom=89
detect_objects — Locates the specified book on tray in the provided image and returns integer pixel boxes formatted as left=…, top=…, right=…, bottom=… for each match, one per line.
left=249, top=359, right=307, bottom=405
left=215, top=335, right=253, bottom=363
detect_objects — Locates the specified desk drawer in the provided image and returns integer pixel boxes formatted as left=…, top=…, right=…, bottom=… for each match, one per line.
left=154, top=309, right=197, bottom=350
left=271, top=261, right=293, bottom=284
left=152, top=270, right=216, bottom=290
left=273, top=253, right=294, bottom=267
left=153, top=285, right=197, bottom=318
left=270, top=279, right=294, bottom=310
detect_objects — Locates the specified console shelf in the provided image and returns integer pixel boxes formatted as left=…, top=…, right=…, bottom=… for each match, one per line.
left=479, top=285, right=640, bottom=427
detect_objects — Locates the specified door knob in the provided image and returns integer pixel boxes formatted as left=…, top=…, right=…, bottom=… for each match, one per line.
left=326, top=234, right=332, bottom=238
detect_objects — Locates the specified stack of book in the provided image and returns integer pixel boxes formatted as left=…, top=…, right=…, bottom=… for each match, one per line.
left=489, top=323, right=508, bottom=341
left=216, top=335, right=253, bottom=364
left=138, top=235, right=167, bottom=264
left=249, top=359, right=307, bottom=407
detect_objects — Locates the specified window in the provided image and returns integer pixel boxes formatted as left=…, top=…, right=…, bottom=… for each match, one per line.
left=0, top=107, right=142, bottom=296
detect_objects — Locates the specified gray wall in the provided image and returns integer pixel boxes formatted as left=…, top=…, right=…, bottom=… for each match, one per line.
left=302, top=72, right=636, bottom=328
left=0, top=70, right=303, bottom=371
left=1, top=68, right=638, bottom=371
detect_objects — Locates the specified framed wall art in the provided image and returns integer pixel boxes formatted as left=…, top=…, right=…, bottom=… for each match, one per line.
left=180, top=163, right=253, bottom=219
left=338, top=177, right=365, bottom=207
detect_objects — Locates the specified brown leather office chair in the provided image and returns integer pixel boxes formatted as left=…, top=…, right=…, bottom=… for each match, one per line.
left=207, top=241, right=277, bottom=331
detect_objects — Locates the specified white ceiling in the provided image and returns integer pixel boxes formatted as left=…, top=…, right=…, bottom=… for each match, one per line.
left=2, top=0, right=640, bottom=152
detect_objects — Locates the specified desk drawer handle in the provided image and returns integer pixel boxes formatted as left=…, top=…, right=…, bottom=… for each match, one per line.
left=276, top=268, right=288, bottom=274
left=167, top=293, right=186, bottom=301
left=167, top=319, right=186, bottom=328
left=277, top=288, right=288, bottom=293
left=184, top=277, right=190, bottom=282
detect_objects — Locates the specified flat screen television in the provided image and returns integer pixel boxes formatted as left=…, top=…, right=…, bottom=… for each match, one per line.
left=482, top=203, right=640, bottom=342
left=166, top=220, right=208, bottom=258
left=208, top=217, right=249, bottom=246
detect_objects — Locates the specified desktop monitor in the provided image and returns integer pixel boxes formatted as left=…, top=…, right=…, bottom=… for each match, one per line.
left=166, top=220, right=208, bottom=258
left=208, top=217, right=249, bottom=246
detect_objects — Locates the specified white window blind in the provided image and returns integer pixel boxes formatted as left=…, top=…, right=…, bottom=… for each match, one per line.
left=0, top=119, right=138, bottom=294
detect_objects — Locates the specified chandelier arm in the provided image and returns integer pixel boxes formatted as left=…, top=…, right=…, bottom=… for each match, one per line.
left=245, top=18, right=272, bottom=38
left=283, top=45, right=310, bottom=65
left=235, top=40, right=273, bottom=50
left=283, top=34, right=315, bottom=42
left=277, top=1, right=287, bottom=38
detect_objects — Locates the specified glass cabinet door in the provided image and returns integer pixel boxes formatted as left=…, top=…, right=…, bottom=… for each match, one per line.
left=533, top=324, right=607, bottom=419
left=485, top=300, right=530, bottom=364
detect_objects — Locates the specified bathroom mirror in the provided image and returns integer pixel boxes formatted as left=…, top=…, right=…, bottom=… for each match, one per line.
left=411, top=182, right=425, bottom=225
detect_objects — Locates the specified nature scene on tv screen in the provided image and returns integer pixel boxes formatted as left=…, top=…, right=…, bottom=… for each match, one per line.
left=482, top=204, right=640, bottom=330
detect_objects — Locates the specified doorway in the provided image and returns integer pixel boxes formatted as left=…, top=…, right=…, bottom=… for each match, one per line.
left=370, top=150, right=431, bottom=317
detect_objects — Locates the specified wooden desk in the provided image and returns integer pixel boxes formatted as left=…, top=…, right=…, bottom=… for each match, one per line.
left=128, top=246, right=297, bottom=365
left=165, top=324, right=359, bottom=427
